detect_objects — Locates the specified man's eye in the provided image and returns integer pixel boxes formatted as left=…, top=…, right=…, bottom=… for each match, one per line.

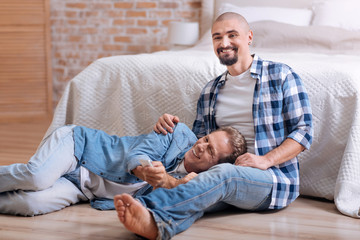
left=209, top=148, right=214, bottom=158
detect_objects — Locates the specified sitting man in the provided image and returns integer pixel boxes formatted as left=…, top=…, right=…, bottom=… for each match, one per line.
left=0, top=123, right=246, bottom=216
left=114, top=12, right=313, bottom=240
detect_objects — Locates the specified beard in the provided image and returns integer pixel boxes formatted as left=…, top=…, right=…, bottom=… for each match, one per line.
left=217, top=47, right=238, bottom=66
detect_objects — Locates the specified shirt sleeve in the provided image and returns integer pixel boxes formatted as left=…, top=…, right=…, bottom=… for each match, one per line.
left=192, top=89, right=206, bottom=138
left=125, top=131, right=172, bottom=173
left=282, top=69, right=313, bottom=150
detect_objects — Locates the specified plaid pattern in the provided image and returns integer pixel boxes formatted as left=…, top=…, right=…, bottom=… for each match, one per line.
left=192, top=55, right=313, bottom=209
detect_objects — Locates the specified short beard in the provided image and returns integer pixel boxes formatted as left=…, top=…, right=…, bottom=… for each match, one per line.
left=217, top=47, right=238, bottom=66
left=219, top=55, right=238, bottom=66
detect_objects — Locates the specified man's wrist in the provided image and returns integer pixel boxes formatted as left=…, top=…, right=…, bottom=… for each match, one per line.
left=160, top=174, right=178, bottom=189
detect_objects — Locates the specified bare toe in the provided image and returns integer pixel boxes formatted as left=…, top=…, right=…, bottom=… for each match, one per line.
left=114, top=194, right=158, bottom=240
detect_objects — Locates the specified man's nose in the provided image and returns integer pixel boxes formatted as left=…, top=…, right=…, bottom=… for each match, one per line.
left=197, top=143, right=209, bottom=153
left=220, top=37, right=230, bottom=48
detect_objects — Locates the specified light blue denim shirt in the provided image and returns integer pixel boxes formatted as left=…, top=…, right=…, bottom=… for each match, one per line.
left=73, top=123, right=197, bottom=185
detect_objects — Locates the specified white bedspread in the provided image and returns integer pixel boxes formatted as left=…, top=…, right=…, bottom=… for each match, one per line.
left=46, top=48, right=360, bottom=218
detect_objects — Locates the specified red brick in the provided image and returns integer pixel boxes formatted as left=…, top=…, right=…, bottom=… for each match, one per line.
left=79, top=44, right=99, bottom=50
left=149, top=10, right=172, bottom=18
left=159, top=2, right=179, bottom=8
left=127, top=45, right=147, bottom=52
left=152, top=28, right=163, bottom=34
left=126, top=28, right=147, bottom=34
left=54, top=27, right=70, bottom=34
left=114, top=2, right=134, bottom=8
left=136, top=2, right=157, bottom=8
left=80, top=28, right=98, bottom=34
left=53, top=68, right=65, bottom=75
left=175, top=11, right=197, bottom=19
left=113, top=19, right=135, bottom=26
left=97, top=53, right=114, bottom=59
left=85, top=11, right=99, bottom=17
left=65, top=11, right=77, bottom=18
left=67, top=19, right=86, bottom=25
left=68, top=36, right=83, bottom=42
left=187, top=1, right=202, bottom=8
left=92, top=3, right=112, bottom=9
left=58, top=59, right=66, bottom=66
left=106, top=11, right=124, bottom=18
left=103, top=28, right=124, bottom=34
left=114, top=36, right=132, bottom=43
left=103, top=44, right=124, bottom=51
left=66, top=3, right=87, bottom=9
left=65, top=53, right=80, bottom=59
left=138, top=19, right=158, bottom=26
left=126, top=11, right=147, bottom=18
left=162, top=19, right=181, bottom=26
left=151, top=45, right=168, bottom=52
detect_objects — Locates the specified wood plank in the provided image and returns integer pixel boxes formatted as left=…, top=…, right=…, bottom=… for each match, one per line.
left=0, top=0, right=45, bottom=25
left=0, top=0, right=52, bottom=122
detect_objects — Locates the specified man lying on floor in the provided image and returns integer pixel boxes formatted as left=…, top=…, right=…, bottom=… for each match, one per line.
left=0, top=123, right=246, bottom=216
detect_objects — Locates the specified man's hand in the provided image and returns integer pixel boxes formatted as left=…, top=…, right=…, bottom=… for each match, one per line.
left=235, top=153, right=271, bottom=170
left=141, top=161, right=169, bottom=189
left=133, top=161, right=177, bottom=189
left=153, top=113, right=180, bottom=135
left=178, top=172, right=198, bottom=185
left=133, top=161, right=198, bottom=189
left=235, top=139, right=305, bottom=170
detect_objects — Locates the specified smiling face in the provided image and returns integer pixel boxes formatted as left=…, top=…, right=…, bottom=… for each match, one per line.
left=183, top=131, right=233, bottom=173
left=211, top=13, right=253, bottom=75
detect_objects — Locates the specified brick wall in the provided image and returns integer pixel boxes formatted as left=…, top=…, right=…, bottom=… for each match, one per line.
left=50, top=0, right=202, bottom=103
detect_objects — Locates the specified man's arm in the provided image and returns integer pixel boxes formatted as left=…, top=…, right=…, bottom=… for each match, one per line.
left=235, top=138, right=304, bottom=170
left=236, top=68, right=312, bottom=170
left=132, top=161, right=197, bottom=189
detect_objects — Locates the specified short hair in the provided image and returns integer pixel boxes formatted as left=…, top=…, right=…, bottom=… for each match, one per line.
left=214, top=126, right=247, bottom=164
left=213, top=12, right=250, bottom=32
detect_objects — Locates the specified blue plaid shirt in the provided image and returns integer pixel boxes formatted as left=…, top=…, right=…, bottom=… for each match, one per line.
left=192, top=55, right=313, bottom=209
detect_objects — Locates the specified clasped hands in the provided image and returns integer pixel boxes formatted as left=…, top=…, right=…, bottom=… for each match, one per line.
left=133, top=161, right=198, bottom=190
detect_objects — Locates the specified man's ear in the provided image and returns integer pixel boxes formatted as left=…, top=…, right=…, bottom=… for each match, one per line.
left=248, top=30, right=253, bottom=44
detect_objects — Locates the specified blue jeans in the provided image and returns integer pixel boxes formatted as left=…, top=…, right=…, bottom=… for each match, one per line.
left=0, top=125, right=87, bottom=216
left=136, top=163, right=273, bottom=240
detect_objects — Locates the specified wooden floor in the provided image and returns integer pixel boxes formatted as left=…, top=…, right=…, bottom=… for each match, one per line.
left=1, top=121, right=359, bottom=240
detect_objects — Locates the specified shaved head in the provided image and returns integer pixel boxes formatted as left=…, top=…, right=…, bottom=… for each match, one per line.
left=211, top=12, right=254, bottom=75
left=214, top=12, right=250, bottom=32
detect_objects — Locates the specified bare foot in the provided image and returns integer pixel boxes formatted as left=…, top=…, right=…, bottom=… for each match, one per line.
left=114, top=194, right=158, bottom=240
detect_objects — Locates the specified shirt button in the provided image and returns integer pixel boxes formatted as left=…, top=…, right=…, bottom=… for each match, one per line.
left=100, top=172, right=104, bottom=176
left=82, top=161, right=86, bottom=165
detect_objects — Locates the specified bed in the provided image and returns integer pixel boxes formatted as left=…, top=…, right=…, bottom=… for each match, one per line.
left=45, top=0, right=360, bottom=218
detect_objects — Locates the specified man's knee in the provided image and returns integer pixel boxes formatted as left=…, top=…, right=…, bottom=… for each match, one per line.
left=1, top=191, right=45, bottom=216
left=25, top=170, right=52, bottom=191
left=208, top=164, right=267, bottom=181
left=209, top=163, right=238, bottom=175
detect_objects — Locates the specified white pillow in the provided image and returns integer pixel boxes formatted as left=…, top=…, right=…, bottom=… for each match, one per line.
left=217, top=3, right=313, bottom=26
left=312, top=0, right=360, bottom=31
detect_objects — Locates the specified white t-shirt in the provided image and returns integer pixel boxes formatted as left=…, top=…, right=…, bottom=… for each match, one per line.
left=215, top=70, right=256, bottom=154
left=80, top=160, right=188, bottom=200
